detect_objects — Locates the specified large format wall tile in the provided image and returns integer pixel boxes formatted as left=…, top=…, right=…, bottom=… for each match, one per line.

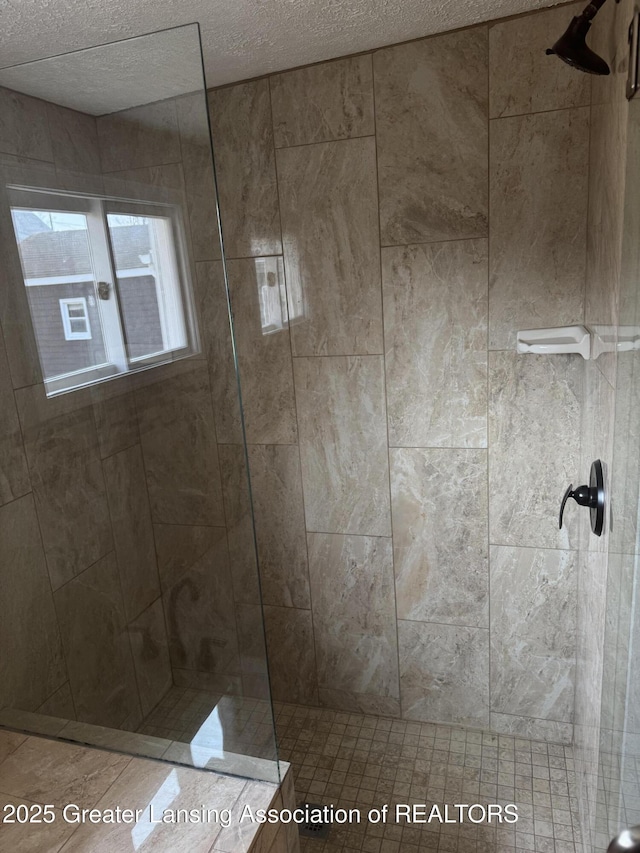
left=16, top=385, right=113, bottom=589
left=136, top=363, right=225, bottom=527
left=399, top=620, right=489, bottom=727
left=0, top=86, right=53, bottom=161
left=489, top=352, right=582, bottom=550
left=47, top=103, right=101, bottom=175
left=383, top=239, right=488, bottom=447
left=308, top=533, right=399, bottom=700
left=294, top=356, right=391, bottom=536
left=208, top=80, right=282, bottom=258
left=54, top=552, right=141, bottom=730
left=391, top=448, right=488, bottom=628
left=128, top=598, right=172, bottom=718
left=263, top=606, right=318, bottom=705
left=90, top=378, right=139, bottom=460
left=103, top=444, right=160, bottom=623
left=226, top=257, right=297, bottom=443
left=0, top=326, right=30, bottom=506
left=374, top=28, right=488, bottom=245
left=489, top=107, right=589, bottom=350
left=277, top=137, right=382, bottom=356
left=248, top=444, right=310, bottom=608
left=490, top=546, right=577, bottom=723
left=0, top=495, right=66, bottom=712
left=96, top=101, right=181, bottom=173
left=489, top=3, right=590, bottom=118
left=271, top=55, right=374, bottom=147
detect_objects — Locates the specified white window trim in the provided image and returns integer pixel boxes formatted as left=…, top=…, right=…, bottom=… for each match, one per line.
left=59, top=297, right=92, bottom=341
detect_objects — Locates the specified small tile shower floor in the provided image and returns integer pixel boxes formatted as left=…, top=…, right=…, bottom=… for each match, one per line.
left=273, top=703, right=582, bottom=853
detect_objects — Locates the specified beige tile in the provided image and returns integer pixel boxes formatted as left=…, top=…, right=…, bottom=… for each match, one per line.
left=59, top=720, right=169, bottom=760
left=227, top=257, right=297, bottom=443
left=391, top=448, right=488, bottom=628
left=236, top=603, right=272, bottom=701
left=488, top=352, right=582, bottom=550
left=248, top=444, right=309, bottom=608
left=214, top=778, right=277, bottom=852
left=194, top=261, right=243, bottom=444
left=383, top=239, right=488, bottom=447
left=136, top=363, right=225, bottom=526
left=128, top=598, right=172, bottom=718
left=154, top=522, right=223, bottom=592
left=489, top=107, right=589, bottom=350
left=101, top=162, right=186, bottom=204
left=294, top=356, right=391, bottom=536
left=0, top=796, right=76, bottom=852
left=36, top=682, right=75, bottom=719
left=263, top=606, right=318, bottom=705
left=218, top=445, right=261, bottom=605
left=96, top=100, right=181, bottom=173
left=0, top=730, right=27, bottom=765
left=271, top=54, right=374, bottom=147
left=490, top=712, right=574, bottom=745
left=0, top=326, right=30, bottom=506
left=374, top=28, right=488, bottom=245
left=208, top=80, right=282, bottom=258
left=399, top=620, right=489, bottom=728
left=490, top=546, right=577, bottom=723
left=103, top=444, right=160, bottom=622
left=16, top=384, right=113, bottom=589
left=277, top=137, right=382, bottom=356
left=54, top=552, right=142, bottom=730
left=317, top=687, right=400, bottom=718
left=47, top=102, right=101, bottom=174
left=0, top=736, right=130, bottom=807
left=308, top=533, right=398, bottom=700
left=175, top=92, right=222, bottom=262
left=161, top=525, right=240, bottom=686
left=488, top=3, right=591, bottom=118
left=90, top=378, right=140, bottom=460
left=0, top=86, right=53, bottom=161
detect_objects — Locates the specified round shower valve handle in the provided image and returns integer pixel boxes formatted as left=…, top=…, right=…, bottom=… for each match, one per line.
left=559, top=459, right=605, bottom=536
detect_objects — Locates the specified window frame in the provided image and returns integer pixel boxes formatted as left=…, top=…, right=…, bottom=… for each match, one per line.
left=59, top=296, right=92, bottom=341
left=8, top=184, right=199, bottom=396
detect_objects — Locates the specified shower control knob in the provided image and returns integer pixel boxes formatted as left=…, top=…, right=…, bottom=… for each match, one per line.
left=559, top=459, right=605, bottom=536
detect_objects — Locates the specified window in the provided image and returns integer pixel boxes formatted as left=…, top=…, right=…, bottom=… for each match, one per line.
left=60, top=297, right=92, bottom=340
left=9, top=186, right=198, bottom=396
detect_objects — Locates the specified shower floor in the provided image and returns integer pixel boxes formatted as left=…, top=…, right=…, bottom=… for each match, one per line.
left=273, top=702, right=581, bottom=853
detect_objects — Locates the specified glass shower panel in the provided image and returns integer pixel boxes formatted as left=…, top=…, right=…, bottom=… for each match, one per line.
left=0, top=25, right=279, bottom=783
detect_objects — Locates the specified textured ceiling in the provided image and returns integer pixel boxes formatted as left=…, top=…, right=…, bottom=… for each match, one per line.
left=0, top=0, right=561, bottom=112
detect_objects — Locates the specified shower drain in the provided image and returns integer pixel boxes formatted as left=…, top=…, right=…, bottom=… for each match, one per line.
left=298, top=803, right=331, bottom=840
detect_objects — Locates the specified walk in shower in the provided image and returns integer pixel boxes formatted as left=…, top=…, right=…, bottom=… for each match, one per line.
left=1, top=1, right=640, bottom=852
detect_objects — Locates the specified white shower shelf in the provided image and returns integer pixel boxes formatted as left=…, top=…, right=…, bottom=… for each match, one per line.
left=516, top=325, right=640, bottom=359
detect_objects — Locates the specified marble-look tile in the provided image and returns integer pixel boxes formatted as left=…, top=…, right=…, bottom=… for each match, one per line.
left=194, top=261, right=243, bottom=444
left=0, top=796, right=75, bottom=853
left=0, top=736, right=130, bottom=808
left=103, top=444, right=160, bottom=622
left=277, top=137, right=383, bottom=356
left=398, top=620, right=489, bottom=728
left=271, top=54, right=374, bottom=147
left=489, top=107, right=589, bottom=350
left=47, top=102, right=101, bottom=174
left=490, top=545, right=577, bottom=723
left=218, top=444, right=261, bottom=605
left=374, top=28, right=488, bottom=245
left=101, top=162, right=186, bottom=204
left=154, top=522, right=222, bottom=591
left=59, top=721, right=169, bottom=761
left=248, top=444, right=309, bottom=608
left=235, top=603, right=271, bottom=701
left=391, top=448, right=488, bottom=628
left=0, top=86, right=53, bottom=161
left=490, top=712, right=574, bottom=745
left=489, top=352, right=582, bottom=550
left=208, top=80, right=282, bottom=258
left=37, top=682, right=75, bottom=719
left=227, top=257, right=297, bottom=443
left=90, top=378, right=139, bottom=459
left=383, top=239, right=488, bottom=447
left=96, top=100, right=181, bottom=173
left=16, top=384, right=113, bottom=589
left=263, top=606, right=318, bottom=705
left=489, top=3, right=590, bottom=118
left=294, top=356, right=391, bottom=536
left=214, top=778, right=277, bottom=852
left=0, top=326, right=30, bottom=505
left=317, top=688, right=401, bottom=718
left=308, top=532, right=398, bottom=700
left=161, top=525, right=240, bottom=685
left=128, top=598, right=172, bottom=718
left=136, top=363, right=225, bottom=526
left=54, top=552, right=142, bottom=730
left=0, top=730, right=26, bottom=764
left=175, top=93, right=222, bottom=262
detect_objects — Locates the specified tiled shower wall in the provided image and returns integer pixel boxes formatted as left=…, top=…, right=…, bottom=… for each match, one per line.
left=208, top=2, right=594, bottom=744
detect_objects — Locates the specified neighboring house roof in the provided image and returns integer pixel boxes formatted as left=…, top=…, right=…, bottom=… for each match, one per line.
left=17, top=224, right=151, bottom=279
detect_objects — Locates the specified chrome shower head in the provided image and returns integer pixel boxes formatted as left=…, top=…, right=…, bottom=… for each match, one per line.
left=546, top=0, right=611, bottom=75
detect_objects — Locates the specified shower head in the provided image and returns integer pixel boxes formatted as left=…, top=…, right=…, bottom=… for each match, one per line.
left=546, top=0, right=611, bottom=75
